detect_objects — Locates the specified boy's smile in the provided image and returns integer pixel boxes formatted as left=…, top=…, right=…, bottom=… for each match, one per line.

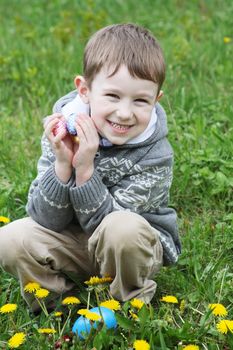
left=76, top=65, right=159, bottom=145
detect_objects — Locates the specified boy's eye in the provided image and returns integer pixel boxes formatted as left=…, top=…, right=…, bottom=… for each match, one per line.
left=135, top=99, right=148, bottom=103
left=106, top=93, right=119, bottom=99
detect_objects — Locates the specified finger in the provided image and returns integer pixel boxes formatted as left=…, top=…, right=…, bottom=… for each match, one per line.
left=43, top=113, right=63, bottom=128
left=77, top=113, right=89, bottom=119
left=53, top=128, right=68, bottom=145
left=77, top=115, right=98, bottom=140
left=76, top=121, right=99, bottom=154
left=44, top=117, right=59, bottom=132
left=45, top=118, right=67, bottom=142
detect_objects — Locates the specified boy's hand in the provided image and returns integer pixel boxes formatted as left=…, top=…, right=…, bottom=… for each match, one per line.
left=44, top=113, right=73, bottom=183
left=72, top=114, right=99, bottom=185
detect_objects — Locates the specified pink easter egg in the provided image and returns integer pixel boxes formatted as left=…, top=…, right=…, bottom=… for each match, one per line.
left=52, top=120, right=67, bottom=136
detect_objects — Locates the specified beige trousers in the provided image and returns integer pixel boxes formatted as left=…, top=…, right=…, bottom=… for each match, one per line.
left=0, top=211, right=163, bottom=308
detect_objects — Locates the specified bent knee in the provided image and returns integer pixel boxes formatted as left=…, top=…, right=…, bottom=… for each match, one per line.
left=0, top=217, right=34, bottom=266
left=99, top=211, right=157, bottom=247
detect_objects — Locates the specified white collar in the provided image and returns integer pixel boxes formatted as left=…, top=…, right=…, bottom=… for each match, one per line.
left=61, top=95, right=157, bottom=145
left=62, top=94, right=90, bottom=117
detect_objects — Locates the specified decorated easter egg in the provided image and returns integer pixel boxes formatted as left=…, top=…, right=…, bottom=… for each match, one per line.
left=66, top=113, right=77, bottom=135
left=72, top=306, right=117, bottom=339
left=72, top=316, right=91, bottom=339
left=90, top=306, right=117, bottom=329
left=52, top=120, right=67, bottom=136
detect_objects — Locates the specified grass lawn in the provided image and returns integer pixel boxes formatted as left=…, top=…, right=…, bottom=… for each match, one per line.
left=0, top=0, right=232, bottom=349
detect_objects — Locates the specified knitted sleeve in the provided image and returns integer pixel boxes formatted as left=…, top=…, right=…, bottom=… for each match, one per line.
left=26, top=134, right=75, bottom=231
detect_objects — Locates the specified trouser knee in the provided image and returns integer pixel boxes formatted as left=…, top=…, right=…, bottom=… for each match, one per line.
left=89, top=211, right=160, bottom=266
left=96, top=211, right=158, bottom=251
left=0, top=218, right=33, bottom=269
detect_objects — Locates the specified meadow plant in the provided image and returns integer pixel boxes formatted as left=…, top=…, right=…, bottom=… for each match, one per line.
left=0, top=0, right=233, bottom=349
left=0, top=260, right=232, bottom=349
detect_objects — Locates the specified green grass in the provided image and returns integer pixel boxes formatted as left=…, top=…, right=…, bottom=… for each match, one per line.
left=0, top=0, right=233, bottom=348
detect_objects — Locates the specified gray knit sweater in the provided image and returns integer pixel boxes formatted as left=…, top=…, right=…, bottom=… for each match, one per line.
left=26, top=91, right=181, bottom=265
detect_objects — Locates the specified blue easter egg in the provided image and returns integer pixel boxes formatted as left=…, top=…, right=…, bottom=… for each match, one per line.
left=72, top=316, right=91, bottom=339
left=66, top=113, right=77, bottom=135
left=90, top=306, right=117, bottom=329
left=72, top=306, right=117, bottom=339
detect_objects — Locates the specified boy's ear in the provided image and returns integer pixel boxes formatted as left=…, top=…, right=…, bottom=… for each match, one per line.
left=74, top=75, right=89, bottom=103
left=156, top=90, right=163, bottom=102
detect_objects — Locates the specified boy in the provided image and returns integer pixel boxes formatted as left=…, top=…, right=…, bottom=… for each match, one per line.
left=0, top=23, right=181, bottom=310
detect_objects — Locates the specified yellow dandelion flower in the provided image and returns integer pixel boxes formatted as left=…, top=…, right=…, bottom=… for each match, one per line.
left=100, top=299, right=120, bottom=311
left=133, top=339, right=150, bottom=350
left=130, top=298, right=144, bottom=310
left=216, top=319, right=233, bottom=334
left=227, top=320, right=233, bottom=332
left=24, top=282, right=41, bottom=293
left=183, top=345, right=199, bottom=350
left=54, top=311, right=63, bottom=317
left=101, top=276, right=113, bottom=283
left=129, top=310, right=138, bottom=320
left=85, top=275, right=113, bottom=285
left=35, top=288, right=50, bottom=299
left=217, top=320, right=228, bottom=334
left=209, top=303, right=227, bottom=316
left=224, top=37, right=231, bottom=43
left=38, top=328, right=56, bottom=334
left=77, top=308, right=89, bottom=316
left=85, top=311, right=101, bottom=321
left=8, top=332, right=26, bottom=349
left=0, top=303, right=18, bottom=314
left=160, top=295, right=178, bottom=304
left=85, top=276, right=102, bottom=285
left=0, top=216, right=10, bottom=224
left=62, top=296, right=81, bottom=305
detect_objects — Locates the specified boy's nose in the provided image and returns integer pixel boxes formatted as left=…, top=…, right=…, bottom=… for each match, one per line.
left=116, top=103, right=133, bottom=120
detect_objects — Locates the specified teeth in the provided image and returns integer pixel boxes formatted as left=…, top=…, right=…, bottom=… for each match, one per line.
left=111, top=122, right=130, bottom=130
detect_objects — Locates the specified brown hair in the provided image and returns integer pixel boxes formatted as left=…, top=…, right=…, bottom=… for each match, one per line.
left=83, top=23, right=165, bottom=95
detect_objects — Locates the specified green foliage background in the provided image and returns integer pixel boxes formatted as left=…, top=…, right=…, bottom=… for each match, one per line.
left=1, top=0, right=232, bottom=219
left=0, top=0, right=232, bottom=348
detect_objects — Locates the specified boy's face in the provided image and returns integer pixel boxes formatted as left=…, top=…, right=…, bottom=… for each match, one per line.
left=75, top=65, right=159, bottom=145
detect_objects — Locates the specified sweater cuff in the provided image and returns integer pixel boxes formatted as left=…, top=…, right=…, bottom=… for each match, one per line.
left=40, top=165, right=74, bottom=205
left=69, top=170, right=107, bottom=208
